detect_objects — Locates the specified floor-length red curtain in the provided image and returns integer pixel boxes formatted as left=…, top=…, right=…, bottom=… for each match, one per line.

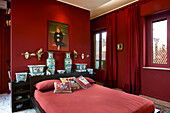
left=103, top=13, right=117, bottom=88
left=124, top=5, right=140, bottom=95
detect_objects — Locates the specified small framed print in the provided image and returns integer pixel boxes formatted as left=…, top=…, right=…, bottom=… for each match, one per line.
left=117, top=43, right=123, bottom=50
left=48, top=20, right=69, bottom=51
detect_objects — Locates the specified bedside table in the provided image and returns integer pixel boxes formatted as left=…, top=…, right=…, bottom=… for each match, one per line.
left=11, top=80, right=31, bottom=112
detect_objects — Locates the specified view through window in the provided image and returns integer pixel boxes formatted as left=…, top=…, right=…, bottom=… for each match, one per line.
left=152, top=19, right=167, bottom=64
left=95, top=31, right=107, bottom=70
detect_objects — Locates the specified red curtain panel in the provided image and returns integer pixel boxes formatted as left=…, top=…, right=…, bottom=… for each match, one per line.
left=103, top=13, right=117, bottom=88
left=124, top=5, right=140, bottom=95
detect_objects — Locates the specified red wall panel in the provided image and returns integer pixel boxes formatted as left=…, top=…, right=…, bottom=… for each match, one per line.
left=140, top=0, right=170, bottom=102
left=91, top=0, right=170, bottom=102
left=11, top=0, right=90, bottom=79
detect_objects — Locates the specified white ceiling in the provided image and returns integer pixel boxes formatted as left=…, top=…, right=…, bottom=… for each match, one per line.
left=57, top=0, right=138, bottom=19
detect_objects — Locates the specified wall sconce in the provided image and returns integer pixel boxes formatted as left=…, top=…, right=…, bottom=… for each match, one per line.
left=73, top=50, right=78, bottom=60
left=21, top=48, right=44, bottom=61
left=36, top=48, right=44, bottom=61
left=73, top=50, right=90, bottom=60
left=21, top=52, right=36, bottom=59
left=81, top=54, right=85, bottom=59
left=81, top=54, right=90, bottom=59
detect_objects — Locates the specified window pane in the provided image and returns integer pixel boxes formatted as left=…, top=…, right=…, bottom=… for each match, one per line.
left=95, top=33, right=100, bottom=69
left=101, top=32, right=107, bottom=70
left=152, top=19, right=167, bottom=64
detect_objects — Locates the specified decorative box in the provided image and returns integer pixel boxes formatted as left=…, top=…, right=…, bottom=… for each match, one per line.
left=28, top=65, right=45, bottom=76
left=75, top=63, right=87, bottom=72
left=15, top=72, right=27, bottom=83
left=87, top=68, right=93, bottom=74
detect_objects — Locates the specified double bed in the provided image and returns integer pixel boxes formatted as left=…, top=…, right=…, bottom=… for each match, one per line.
left=30, top=74, right=155, bottom=113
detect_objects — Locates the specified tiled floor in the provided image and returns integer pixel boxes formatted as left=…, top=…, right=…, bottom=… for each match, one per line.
left=0, top=93, right=35, bottom=113
left=140, top=95, right=170, bottom=110
left=0, top=93, right=11, bottom=113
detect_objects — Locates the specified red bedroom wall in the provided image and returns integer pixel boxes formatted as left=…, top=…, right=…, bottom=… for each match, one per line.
left=91, top=0, right=170, bottom=102
left=11, top=0, right=91, bottom=79
left=140, top=0, right=170, bottom=102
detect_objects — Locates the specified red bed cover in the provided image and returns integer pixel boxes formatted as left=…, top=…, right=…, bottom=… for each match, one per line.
left=34, top=84, right=154, bottom=113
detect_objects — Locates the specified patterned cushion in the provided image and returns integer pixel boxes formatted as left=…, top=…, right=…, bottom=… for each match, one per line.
left=75, top=76, right=91, bottom=89
left=60, top=77, right=81, bottom=90
left=54, top=82, right=72, bottom=93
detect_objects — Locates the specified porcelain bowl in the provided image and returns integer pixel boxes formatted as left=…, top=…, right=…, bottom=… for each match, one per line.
left=57, top=70, right=65, bottom=74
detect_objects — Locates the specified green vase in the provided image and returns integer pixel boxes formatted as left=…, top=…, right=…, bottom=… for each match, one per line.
left=64, top=53, right=72, bottom=73
left=46, top=52, right=55, bottom=75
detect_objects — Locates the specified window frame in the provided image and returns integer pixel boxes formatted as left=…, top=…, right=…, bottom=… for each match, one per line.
left=93, top=29, right=106, bottom=70
left=146, top=10, right=170, bottom=68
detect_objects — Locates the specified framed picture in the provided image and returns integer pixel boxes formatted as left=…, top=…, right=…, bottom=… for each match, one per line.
left=48, top=20, right=69, bottom=51
left=117, top=43, right=123, bottom=50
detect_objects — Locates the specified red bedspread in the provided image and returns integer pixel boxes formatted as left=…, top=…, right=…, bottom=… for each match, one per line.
left=34, top=84, right=154, bottom=113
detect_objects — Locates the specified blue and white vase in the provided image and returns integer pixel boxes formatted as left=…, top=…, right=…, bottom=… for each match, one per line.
left=64, top=53, right=72, bottom=73
left=46, top=52, right=55, bottom=75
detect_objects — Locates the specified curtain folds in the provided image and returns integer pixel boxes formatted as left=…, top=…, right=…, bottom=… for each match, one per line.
left=124, top=5, right=140, bottom=95
left=103, top=13, right=117, bottom=88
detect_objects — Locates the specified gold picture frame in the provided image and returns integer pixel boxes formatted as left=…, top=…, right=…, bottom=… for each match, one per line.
left=117, top=43, right=123, bottom=50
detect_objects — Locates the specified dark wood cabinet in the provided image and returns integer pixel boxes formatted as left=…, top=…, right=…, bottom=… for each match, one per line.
left=11, top=80, right=31, bottom=112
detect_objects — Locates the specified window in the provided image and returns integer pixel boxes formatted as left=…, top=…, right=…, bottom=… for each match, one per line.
left=146, top=10, right=170, bottom=67
left=94, top=31, right=107, bottom=70
left=152, top=19, right=167, bottom=65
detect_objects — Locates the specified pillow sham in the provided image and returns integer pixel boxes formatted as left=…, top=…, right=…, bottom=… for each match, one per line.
left=35, top=79, right=61, bottom=91
left=75, top=76, right=91, bottom=89
left=60, top=77, right=81, bottom=90
left=54, top=81, right=72, bottom=93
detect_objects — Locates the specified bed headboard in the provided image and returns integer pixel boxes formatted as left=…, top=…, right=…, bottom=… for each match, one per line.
left=30, top=72, right=94, bottom=98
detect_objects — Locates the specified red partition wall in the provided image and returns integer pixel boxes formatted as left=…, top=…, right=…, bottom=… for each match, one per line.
left=91, top=0, right=170, bottom=102
left=11, top=0, right=91, bottom=79
left=0, top=10, right=10, bottom=94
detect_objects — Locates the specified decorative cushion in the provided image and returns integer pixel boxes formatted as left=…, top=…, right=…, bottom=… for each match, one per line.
left=84, top=77, right=95, bottom=84
left=54, top=82, right=72, bottom=93
left=60, top=77, right=81, bottom=90
left=75, top=76, right=91, bottom=89
left=35, top=80, right=61, bottom=91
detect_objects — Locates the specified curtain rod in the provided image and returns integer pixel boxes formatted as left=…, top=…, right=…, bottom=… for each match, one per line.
left=91, top=0, right=152, bottom=20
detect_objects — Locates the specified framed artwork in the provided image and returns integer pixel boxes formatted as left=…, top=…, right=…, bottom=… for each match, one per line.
left=117, top=43, right=123, bottom=50
left=48, top=20, right=69, bottom=51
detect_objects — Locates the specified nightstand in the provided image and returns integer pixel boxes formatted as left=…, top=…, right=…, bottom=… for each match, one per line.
left=11, top=80, right=31, bottom=112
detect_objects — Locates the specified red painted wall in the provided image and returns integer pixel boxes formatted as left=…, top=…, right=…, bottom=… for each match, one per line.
left=140, top=0, right=170, bottom=102
left=11, top=0, right=90, bottom=79
left=91, top=0, right=170, bottom=102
